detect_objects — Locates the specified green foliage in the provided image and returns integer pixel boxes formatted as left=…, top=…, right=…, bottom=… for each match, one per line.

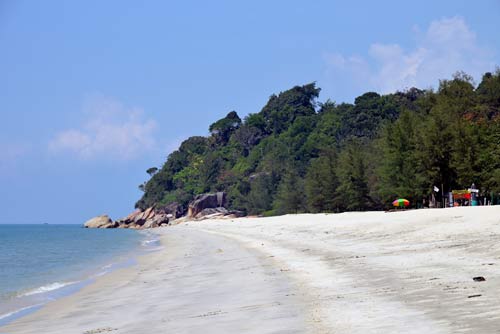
left=259, top=83, right=320, bottom=134
left=305, top=149, right=340, bottom=212
left=245, top=173, right=277, bottom=215
left=172, top=155, right=205, bottom=195
left=376, top=110, right=425, bottom=206
left=146, top=167, right=158, bottom=176
left=209, top=111, right=242, bottom=145
left=336, top=139, right=374, bottom=211
left=273, top=167, right=306, bottom=215
left=136, top=73, right=500, bottom=214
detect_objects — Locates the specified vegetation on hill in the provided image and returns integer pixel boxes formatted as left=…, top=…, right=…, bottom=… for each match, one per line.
left=136, top=70, right=500, bottom=215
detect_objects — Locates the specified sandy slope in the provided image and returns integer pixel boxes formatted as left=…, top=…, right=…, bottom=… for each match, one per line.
left=2, top=206, right=500, bottom=333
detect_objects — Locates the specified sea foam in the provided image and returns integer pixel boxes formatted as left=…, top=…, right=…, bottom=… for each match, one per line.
left=20, top=281, right=78, bottom=297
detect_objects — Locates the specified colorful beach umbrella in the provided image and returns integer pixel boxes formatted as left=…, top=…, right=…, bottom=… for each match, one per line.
left=392, top=198, right=410, bottom=207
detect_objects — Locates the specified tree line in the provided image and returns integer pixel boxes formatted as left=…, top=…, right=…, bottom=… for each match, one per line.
left=136, top=70, right=500, bottom=215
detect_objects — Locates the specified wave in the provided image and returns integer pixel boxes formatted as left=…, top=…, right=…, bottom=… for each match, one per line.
left=139, top=231, right=162, bottom=250
left=19, top=281, right=78, bottom=297
left=0, top=303, right=44, bottom=321
left=141, top=238, right=160, bottom=247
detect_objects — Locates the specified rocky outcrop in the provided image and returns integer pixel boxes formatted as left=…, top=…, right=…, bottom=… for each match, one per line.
left=188, top=192, right=226, bottom=217
left=85, top=192, right=246, bottom=228
left=84, top=215, right=117, bottom=228
left=114, top=206, right=170, bottom=229
left=85, top=207, right=170, bottom=229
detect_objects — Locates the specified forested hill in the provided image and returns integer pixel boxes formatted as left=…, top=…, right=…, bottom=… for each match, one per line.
left=136, top=70, right=500, bottom=215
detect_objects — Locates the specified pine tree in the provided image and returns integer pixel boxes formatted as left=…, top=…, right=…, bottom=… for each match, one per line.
left=273, top=167, right=306, bottom=214
left=305, top=149, right=340, bottom=212
left=336, top=140, right=373, bottom=211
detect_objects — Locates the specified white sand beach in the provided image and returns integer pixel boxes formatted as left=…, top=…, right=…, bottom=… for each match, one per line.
left=2, top=206, right=500, bottom=333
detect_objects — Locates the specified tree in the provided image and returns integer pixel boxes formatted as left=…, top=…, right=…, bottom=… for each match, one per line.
left=416, top=73, right=476, bottom=194
left=209, top=111, right=241, bottom=145
left=336, top=139, right=373, bottom=211
left=230, top=124, right=262, bottom=156
left=246, top=173, right=277, bottom=215
left=305, top=148, right=340, bottom=212
left=273, top=167, right=306, bottom=215
left=377, top=110, right=425, bottom=206
left=476, top=69, right=500, bottom=119
left=259, top=83, right=320, bottom=134
left=146, top=167, right=158, bottom=176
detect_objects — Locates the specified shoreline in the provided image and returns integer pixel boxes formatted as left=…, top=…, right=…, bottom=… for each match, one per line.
left=2, top=207, right=500, bottom=333
left=0, top=228, right=157, bottom=327
left=1, top=225, right=307, bottom=334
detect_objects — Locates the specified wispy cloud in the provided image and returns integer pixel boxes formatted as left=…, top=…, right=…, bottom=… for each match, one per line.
left=48, top=95, right=157, bottom=161
left=324, top=17, right=496, bottom=98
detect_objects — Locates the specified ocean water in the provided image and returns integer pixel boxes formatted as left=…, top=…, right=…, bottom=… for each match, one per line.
left=0, top=224, right=158, bottom=325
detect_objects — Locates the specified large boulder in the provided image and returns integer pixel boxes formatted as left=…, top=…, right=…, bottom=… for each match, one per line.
left=142, top=220, right=159, bottom=229
left=115, top=206, right=171, bottom=229
left=157, top=202, right=184, bottom=218
left=134, top=206, right=155, bottom=226
left=195, top=207, right=228, bottom=219
left=143, top=213, right=170, bottom=228
left=84, top=215, right=116, bottom=228
left=188, top=192, right=226, bottom=217
left=193, top=207, right=246, bottom=220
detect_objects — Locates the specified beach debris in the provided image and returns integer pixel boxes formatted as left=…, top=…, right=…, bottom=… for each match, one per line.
left=473, top=276, right=486, bottom=282
left=83, top=327, right=118, bottom=334
left=468, top=294, right=482, bottom=298
left=190, top=309, right=227, bottom=318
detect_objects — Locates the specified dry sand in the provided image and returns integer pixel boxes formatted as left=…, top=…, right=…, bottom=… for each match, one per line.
left=2, top=206, right=500, bottom=333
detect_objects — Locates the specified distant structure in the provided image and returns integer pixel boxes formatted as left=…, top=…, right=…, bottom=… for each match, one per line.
left=449, top=183, right=480, bottom=207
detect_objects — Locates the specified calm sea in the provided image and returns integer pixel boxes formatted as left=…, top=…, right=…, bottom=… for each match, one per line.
left=0, top=224, right=158, bottom=325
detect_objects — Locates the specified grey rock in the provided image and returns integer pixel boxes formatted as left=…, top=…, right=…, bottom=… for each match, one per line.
left=188, top=192, right=226, bottom=217
left=84, top=215, right=113, bottom=228
left=195, top=207, right=228, bottom=219
left=157, top=202, right=185, bottom=218
left=142, top=220, right=159, bottom=229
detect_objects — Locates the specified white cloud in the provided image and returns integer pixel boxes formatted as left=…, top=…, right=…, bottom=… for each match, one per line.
left=49, top=96, right=157, bottom=160
left=324, top=17, right=496, bottom=98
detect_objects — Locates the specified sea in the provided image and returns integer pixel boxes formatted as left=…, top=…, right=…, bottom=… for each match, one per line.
left=0, top=224, right=160, bottom=326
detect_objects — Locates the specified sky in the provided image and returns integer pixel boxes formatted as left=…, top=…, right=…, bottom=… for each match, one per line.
left=1, top=0, right=499, bottom=224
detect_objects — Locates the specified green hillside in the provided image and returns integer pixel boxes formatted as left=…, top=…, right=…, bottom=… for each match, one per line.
left=136, top=70, right=500, bottom=215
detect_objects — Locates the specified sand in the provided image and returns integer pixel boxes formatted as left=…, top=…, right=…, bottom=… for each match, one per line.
left=2, top=206, right=500, bottom=333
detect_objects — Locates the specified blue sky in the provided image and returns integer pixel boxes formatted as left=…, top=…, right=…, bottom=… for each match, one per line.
left=1, top=0, right=499, bottom=223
